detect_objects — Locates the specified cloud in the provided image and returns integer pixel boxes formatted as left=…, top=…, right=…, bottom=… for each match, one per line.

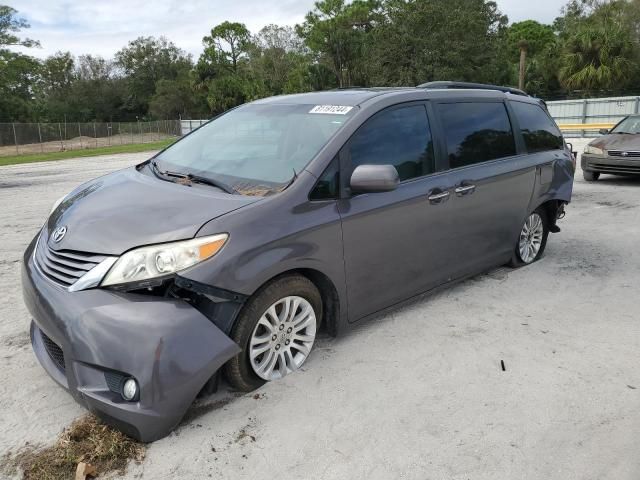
left=6, top=0, right=566, bottom=60
left=7, top=0, right=314, bottom=58
left=499, top=0, right=565, bottom=24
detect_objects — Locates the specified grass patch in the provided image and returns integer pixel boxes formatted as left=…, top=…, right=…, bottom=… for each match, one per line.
left=2, top=415, right=145, bottom=480
left=0, top=139, right=175, bottom=167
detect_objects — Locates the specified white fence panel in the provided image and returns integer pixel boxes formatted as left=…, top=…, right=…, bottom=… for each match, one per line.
left=547, top=96, right=640, bottom=137
left=180, top=119, right=208, bottom=135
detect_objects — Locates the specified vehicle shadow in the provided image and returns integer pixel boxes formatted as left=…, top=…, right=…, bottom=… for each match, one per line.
left=180, top=386, right=244, bottom=427
left=589, top=175, right=640, bottom=186
left=332, top=270, right=481, bottom=344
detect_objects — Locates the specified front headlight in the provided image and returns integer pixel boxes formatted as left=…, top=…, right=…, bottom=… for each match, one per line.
left=584, top=145, right=604, bottom=155
left=101, top=234, right=228, bottom=287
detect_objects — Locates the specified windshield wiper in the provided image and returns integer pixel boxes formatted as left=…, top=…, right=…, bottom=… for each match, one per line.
left=150, top=161, right=237, bottom=194
left=186, top=173, right=238, bottom=195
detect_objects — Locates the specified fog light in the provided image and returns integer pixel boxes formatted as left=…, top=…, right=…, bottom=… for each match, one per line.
left=122, top=378, right=138, bottom=401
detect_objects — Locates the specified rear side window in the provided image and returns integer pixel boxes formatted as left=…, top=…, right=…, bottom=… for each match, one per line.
left=511, top=101, right=563, bottom=153
left=437, top=102, right=516, bottom=169
left=349, top=105, right=434, bottom=182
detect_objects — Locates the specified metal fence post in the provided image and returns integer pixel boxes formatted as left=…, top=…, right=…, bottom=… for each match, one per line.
left=78, top=123, right=83, bottom=149
left=12, top=123, right=19, bottom=155
left=581, top=99, right=588, bottom=138
left=93, top=122, right=98, bottom=148
left=635, top=97, right=639, bottom=114
left=58, top=123, right=64, bottom=151
left=37, top=123, right=44, bottom=153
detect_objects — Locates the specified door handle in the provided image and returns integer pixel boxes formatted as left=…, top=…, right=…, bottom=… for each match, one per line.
left=454, top=184, right=476, bottom=196
left=427, top=190, right=450, bottom=204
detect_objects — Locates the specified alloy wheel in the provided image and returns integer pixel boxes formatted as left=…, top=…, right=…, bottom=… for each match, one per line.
left=249, top=296, right=317, bottom=381
left=518, top=212, right=544, bottom=264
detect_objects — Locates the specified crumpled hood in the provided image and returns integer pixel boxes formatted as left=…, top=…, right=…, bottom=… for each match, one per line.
left=46, top=166, right=259, bottom=255
left=591, top=134, right=640, bottom=152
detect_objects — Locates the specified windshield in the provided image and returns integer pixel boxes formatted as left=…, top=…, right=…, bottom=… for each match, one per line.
left=154, top=103, right=355, bottom=196
left=611, top=116, right=640, bottom=134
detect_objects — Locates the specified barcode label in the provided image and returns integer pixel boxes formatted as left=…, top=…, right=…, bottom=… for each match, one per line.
left=309, top=105, right=353, bottom=115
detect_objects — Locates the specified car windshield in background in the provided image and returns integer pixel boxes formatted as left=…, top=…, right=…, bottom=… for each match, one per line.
left=611, top=116, right=640, bottom=134
left=154, top=104, right=355, bottom=196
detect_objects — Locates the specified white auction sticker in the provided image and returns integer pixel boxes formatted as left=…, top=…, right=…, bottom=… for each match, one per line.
left=309, top=105, right=353, bottom=115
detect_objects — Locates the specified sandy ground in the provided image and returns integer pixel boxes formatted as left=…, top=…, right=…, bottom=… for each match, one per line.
left=1, top=139, right=640, bottom=479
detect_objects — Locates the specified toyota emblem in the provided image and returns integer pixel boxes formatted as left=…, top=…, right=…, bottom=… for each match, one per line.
left=51, top=226, right=67, bottom=243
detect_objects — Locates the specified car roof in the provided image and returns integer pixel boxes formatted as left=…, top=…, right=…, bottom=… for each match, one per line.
left=252, top=86, right=542, bottom=108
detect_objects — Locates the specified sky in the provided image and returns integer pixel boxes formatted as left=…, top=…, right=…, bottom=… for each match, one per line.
left=6, top=0, right=567, bottom=59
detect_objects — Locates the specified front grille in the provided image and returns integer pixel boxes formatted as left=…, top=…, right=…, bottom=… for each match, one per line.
left=608, top=150, right=640, bottom=158
left=35, top=232, right=107, bottom=288
left=41, top=330, right=65, bottom=371
left=591, top=163, right=640, bottom=174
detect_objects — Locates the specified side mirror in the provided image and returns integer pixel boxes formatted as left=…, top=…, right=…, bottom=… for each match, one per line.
left=599, top=128, right=609, bottom=135
left=350, top=164, right=399, bottom=193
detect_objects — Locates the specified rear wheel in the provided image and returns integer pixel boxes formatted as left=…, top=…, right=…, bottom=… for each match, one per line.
left=509, top=209, right=549, bottom=267
left=583, top=170, right=600, bottom=182
left=224, top=275, right=321, bottom=392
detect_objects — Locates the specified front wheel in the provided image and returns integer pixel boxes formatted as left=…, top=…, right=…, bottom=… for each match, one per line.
left=583, top=170, right=600, bottom=182
left=509, top=209, right=549, bottom=267
left=224, top=275, right=322, bottom=392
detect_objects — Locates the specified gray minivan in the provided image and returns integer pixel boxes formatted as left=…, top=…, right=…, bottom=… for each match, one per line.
left=22, top=82, right=574, bottom=441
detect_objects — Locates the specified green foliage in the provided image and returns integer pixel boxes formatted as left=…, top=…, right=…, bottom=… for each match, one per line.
left=250, top=25, right=310, bottom=94
left=558, top=0, right=639, bottom=93
left=195, top=22, right=257, bottom=114
left=203, top=22, right=251, bottom=73
left=149, top=73, right=208, bottom=119
left=506, top=21, right=556, bottom=60
left=5, top=0, right=640, bottom=121
left=297, top=0, right=380, bottom=87
left=115, top=36, right=193, bottom=117
left=0, top=51, right=41, bottom=122
left=0, top=6, right=41, bottom=121
left=560, top=25, right=635, bottom=90
left=0, top=5, right=39, bottom=48
left=367, top=0, right=509, bottom=86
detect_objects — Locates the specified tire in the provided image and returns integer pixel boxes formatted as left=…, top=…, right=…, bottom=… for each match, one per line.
left=224, top=274, right=322, bottom=392
left=509, top=208, right=549, bottom=268
left=583, top=170, right=600, bottom=182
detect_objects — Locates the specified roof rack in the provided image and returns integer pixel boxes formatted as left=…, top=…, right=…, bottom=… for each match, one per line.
left=417, top=81, right=528, bottom=97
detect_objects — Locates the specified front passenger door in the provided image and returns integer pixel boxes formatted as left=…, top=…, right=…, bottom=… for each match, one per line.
left=337, top=103, right=454, bottom=322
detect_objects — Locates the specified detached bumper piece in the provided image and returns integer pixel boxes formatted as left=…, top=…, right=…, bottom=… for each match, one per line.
left=22, top=238, right=241, bottom=442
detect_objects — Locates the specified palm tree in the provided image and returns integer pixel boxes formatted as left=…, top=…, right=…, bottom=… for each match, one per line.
left=560, top=25, right=635, bottom=91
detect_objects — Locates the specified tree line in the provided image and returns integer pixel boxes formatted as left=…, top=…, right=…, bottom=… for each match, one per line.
left=1, top=0, right=640, bottom=123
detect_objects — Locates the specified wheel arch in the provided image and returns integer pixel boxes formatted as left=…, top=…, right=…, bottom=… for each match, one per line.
left=533, top=198, right=562, bottom=224
left=239, top=268, right=342, bottom=338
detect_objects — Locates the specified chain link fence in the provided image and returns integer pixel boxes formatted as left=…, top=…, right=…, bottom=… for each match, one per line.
left=0, top=120, right=182, bottom=157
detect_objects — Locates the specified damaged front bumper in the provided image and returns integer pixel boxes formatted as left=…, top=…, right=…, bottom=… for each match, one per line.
left=21, top=237, right=241, bottom=442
